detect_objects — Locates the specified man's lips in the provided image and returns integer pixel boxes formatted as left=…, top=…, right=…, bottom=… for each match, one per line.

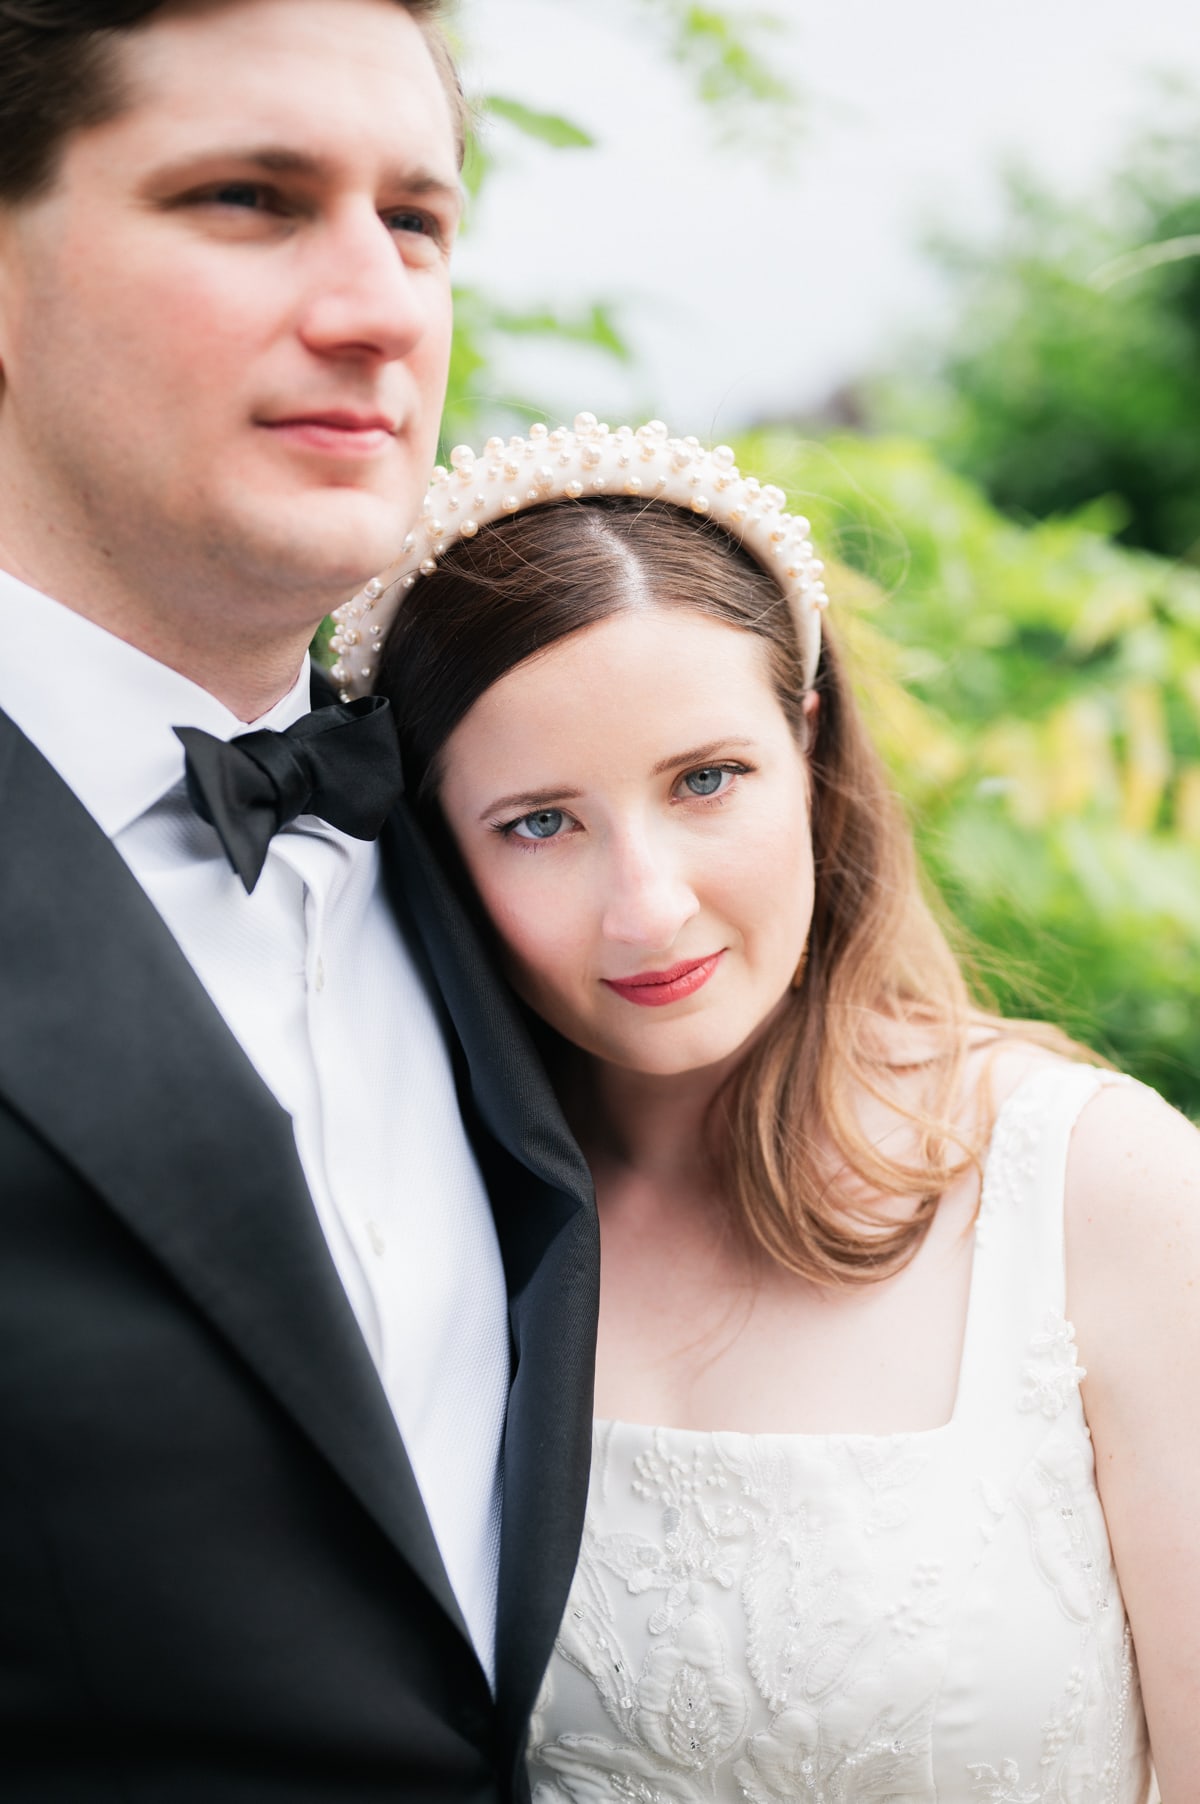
left=260, top=411, right=398, bottom=456
left=602, top=952, right=725, bottom=1008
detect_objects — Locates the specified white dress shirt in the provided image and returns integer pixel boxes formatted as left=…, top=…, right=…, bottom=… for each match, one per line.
left=0, top=569, right=510, bottom=1684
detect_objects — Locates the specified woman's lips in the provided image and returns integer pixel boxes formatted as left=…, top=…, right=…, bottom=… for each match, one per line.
left=602, top=952, right=724, bottom=1008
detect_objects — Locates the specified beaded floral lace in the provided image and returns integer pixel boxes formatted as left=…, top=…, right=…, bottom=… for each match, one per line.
left=527, top=1065, right=1151, bottom=1803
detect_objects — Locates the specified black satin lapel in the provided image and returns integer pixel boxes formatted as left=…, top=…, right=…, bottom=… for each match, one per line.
left=380, top=801, right=600, bottom=1765
left=0, top=712, right=472, bottom=1648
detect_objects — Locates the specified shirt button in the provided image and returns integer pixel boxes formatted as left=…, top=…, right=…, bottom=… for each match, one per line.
left=367, top=1220, right=386, bottom=1258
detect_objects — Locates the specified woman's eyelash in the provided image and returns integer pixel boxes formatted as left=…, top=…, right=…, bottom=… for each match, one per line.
left=492, top=808, right=573, bottom=841
left=490, top=762, right=755, bottom=841
left=675, top=760, right=753, bottom=798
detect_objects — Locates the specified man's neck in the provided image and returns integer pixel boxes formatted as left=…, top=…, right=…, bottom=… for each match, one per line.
left=0, top=548, right=327, bottom=723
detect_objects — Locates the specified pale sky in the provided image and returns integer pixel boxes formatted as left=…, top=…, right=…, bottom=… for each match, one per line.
left=455, top=0, right=1200, bottom=436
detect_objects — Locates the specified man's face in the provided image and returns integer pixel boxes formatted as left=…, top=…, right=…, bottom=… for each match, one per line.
left=0, top=0, right=460, bottom=618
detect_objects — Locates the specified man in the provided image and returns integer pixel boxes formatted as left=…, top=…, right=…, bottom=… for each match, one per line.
left=0, top=2, right=597, bottom=1798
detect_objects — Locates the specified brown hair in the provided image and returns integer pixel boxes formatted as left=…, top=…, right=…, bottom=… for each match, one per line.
left=380, top=496, right=1084, bottom=1286
left=0, top=0, right=466, bottom=204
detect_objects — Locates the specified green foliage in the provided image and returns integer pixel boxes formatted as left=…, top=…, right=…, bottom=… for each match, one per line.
left=630, top=2, right=797, bottom=130
left=874, top=98, right=1200, bottom=563
left=735, top=429, right=1200, bottom=1117
left=480, top=98, right=595, bottom=151
left=444, top=2, right=800, bottom=443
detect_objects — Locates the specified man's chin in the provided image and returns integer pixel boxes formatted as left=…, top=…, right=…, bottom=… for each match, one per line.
left=237, top=490, right=418, bottom=598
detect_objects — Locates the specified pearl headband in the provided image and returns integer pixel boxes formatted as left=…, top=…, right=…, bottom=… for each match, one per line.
left=330, top=413, right=829, bottom=701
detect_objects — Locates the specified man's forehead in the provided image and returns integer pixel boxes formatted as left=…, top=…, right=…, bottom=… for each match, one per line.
left=103, top=0, right=460, bottom=180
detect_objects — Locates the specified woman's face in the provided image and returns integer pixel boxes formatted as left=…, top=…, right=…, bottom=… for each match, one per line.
left=438, top=605, right=816, bottom=1079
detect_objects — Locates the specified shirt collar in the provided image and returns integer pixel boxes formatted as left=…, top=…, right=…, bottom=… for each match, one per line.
left=0, top=567, right=312, bottom=838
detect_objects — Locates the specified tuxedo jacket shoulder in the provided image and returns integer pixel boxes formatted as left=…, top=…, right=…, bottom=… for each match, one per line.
left=0, top=699, right=598, bottom=1803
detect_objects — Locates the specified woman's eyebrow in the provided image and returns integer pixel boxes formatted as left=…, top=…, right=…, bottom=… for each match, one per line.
left=479, top=786, right=584, bottom=822
left=649, top=736, right=757, bottom=776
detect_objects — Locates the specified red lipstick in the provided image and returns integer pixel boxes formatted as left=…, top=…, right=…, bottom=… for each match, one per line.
left=602, top=952, right=724, bottom=1008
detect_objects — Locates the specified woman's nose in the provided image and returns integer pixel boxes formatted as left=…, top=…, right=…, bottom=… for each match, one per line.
left=600, top=830, right=700, bottom=950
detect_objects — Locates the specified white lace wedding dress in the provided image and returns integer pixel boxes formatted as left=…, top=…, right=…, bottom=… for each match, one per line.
left=527, top=1063, right=1153, bottom=1802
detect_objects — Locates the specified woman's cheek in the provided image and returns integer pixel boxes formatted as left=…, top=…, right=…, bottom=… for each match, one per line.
left=487, top=872, right=589, bottom=983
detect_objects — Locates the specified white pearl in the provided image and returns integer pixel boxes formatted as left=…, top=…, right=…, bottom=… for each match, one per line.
left=419, top=557, right=437, bottom=575
left=565, top=480, right=584, bottom=499
left=364, top=578, right=384, bottom=599
left=573, top=411, right=598, bottom=434
left=461, top=519, right=479, bottom=538
left=503, top=494, right=520, bottom=511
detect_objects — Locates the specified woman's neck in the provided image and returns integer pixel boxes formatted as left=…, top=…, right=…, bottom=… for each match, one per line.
left=574, top=1057, right=730, bottom=1189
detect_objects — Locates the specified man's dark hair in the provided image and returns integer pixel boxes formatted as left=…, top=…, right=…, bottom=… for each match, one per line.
left=0, top=0, right=465, bottom=204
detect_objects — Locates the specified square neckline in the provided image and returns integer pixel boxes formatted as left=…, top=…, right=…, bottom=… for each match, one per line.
left=593, top=1061, right=1102, bottom=1447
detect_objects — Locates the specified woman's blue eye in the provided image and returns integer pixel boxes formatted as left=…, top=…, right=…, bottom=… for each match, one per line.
left=512, top=809, right=565, bottom=841
left=683, top=767, right=727, bottom=797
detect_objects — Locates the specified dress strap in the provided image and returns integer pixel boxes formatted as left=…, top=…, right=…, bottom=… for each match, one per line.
left=950, top=1060, right=1128, bottom=1442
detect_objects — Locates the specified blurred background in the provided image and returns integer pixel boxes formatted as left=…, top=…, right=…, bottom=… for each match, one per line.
left=441, top=0, right=1200, bottom=1118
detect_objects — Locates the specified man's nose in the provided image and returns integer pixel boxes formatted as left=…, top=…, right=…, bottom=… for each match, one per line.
left=298, top=205, right=430, bottom=362
left=600, top=827, right=700, bottom=950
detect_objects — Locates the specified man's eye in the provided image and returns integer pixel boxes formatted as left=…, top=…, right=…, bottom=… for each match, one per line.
left=384, top=208, right=433, bottom=237
left=510, top=809, right=566, bottom=841
left=680, top=766, right=731, bottom=798
left=209, top=182, right=270, bottom=210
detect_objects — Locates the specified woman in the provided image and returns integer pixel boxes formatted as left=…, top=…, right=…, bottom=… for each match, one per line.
left=336, top=416, right=1199, bottom=1798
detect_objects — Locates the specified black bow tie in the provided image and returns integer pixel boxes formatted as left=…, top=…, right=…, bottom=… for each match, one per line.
left=174, top=695, right=404, bottom=894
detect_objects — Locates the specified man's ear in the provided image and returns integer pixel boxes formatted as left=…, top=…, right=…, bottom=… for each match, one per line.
left=0, top=209, right=14, bottom=384
left=800, top=686, right=820, bottom=750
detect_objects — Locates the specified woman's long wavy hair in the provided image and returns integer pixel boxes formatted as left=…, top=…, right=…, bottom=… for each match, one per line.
left=378, top=495, right=1085, bottom=1287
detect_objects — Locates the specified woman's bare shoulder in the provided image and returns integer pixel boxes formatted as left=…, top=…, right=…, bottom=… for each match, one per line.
left=1061, top=1077, right=1200, bottom=1785
left=1066, top=1073, right=1200, bottom=1277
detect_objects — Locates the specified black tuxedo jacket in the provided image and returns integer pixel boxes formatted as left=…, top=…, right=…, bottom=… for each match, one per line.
left=0, top=689, right=599, bottom=1802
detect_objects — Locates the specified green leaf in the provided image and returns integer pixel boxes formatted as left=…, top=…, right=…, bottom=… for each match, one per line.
left=482, top=96, right=595, bottom=150
left=489, top=301, right=633, bottom=363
